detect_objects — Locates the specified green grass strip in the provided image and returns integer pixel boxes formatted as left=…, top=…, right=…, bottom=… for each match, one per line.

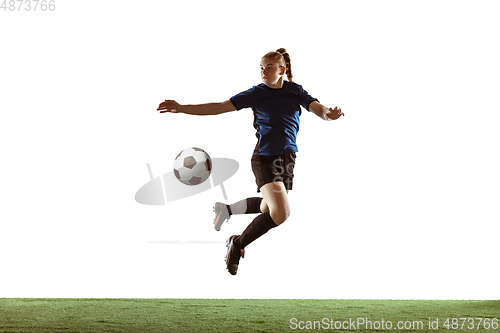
left=0, top=299, right=498, bottom=332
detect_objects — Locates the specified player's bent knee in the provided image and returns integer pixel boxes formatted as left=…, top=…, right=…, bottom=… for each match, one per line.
left=271, top=208, right=290, bottom=225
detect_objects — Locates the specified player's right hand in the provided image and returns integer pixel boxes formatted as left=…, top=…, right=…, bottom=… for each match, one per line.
left=157, top=100, right=180, bottom=113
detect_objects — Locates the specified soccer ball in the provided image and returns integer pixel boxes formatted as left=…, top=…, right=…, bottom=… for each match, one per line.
left=173, top=147, right=212, bottom=186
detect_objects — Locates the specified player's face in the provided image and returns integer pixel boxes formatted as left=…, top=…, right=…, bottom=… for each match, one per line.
left=260, top=58, right=285, bottom=88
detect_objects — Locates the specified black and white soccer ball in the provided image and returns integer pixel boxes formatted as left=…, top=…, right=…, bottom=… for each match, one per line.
left=173, top=147, right=212, bottom=186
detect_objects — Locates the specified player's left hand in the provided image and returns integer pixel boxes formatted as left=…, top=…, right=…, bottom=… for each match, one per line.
left=325, top=106, right=344, bottom=120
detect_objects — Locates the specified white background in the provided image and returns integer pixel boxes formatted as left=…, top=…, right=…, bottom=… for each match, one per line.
left=1, top=0, right=499, bottom=299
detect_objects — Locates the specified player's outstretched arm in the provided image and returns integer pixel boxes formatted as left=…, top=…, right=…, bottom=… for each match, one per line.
left=309, top=101, right=344, bottom=120
left=157, top=99, right=237, bottom=116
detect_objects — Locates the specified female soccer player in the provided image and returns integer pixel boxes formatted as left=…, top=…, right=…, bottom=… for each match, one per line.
left=157, top=48, right=344, bottom=275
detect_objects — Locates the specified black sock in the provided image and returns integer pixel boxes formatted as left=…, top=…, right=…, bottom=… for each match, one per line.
left=228, top=197, right=263, bottom=216
left=234, top=212, right=277, bottom=249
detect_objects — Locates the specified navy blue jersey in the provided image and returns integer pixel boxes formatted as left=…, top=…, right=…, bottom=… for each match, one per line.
left=230, top=81, right=318, bottom=156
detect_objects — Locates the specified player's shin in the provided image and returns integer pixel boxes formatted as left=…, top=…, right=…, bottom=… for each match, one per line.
left=233, top=212, right=277, bottom=249
left=228, top=197, right=263, bottom=215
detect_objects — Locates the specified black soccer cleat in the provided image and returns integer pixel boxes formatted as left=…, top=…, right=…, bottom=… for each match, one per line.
left=225, top=235, right=245, bottom=276
left=213, top=202, right=231, bottom=232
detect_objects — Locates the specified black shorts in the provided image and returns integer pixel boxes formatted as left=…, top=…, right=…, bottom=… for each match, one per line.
left=251, top=152, right=296, bottom=193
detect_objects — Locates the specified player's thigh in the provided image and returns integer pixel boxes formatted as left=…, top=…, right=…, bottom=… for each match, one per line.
left=260, top=190, right=289, bottom=213
left=260, top=182, right=290, bottom=225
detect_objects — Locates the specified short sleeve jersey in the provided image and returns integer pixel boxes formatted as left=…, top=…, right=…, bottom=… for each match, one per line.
left=230, top=81, right=318, bottom=156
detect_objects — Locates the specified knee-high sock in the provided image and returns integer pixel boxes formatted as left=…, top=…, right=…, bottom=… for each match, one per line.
left=227, top=197, right=262, bottom=216
left=234, top=212, right=277, bottom=249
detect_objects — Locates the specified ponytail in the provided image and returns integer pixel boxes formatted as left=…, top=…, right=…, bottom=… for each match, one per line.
left=276, top=48, right=293, bottom=82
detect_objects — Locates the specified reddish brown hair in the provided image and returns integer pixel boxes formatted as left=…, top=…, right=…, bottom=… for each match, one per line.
left=262, top=48, right=293, bottom=82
